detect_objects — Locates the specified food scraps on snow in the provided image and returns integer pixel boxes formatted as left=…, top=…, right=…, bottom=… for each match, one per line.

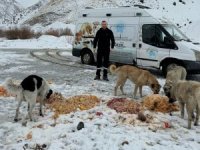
left=107, top=98, right=143, bottom=114
left=137, top=112, right=147, bottom=122
left=26, top=131, right=32, bottom=140
left=48, top=93, right=100, bottom=118
left=0, top=86, right=10, bottom=97
left=143, top=94, right=179, bottom=113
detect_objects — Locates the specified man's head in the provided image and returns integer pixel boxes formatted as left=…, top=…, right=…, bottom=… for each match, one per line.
left=101, top=20, right=107, bottom=29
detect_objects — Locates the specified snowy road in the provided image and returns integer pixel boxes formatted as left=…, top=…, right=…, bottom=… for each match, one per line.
left=0, top=48, right=96, bottom=84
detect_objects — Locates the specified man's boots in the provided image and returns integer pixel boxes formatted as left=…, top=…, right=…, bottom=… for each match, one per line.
left=94, top=69, right=101, bottom=80
left=103, top=69, right=109, bottom=81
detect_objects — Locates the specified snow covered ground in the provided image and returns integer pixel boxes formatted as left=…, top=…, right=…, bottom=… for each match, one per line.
left=0, top=35, right=73, bottom=50
left=0, top=48, right=200, bottom=150
left=0, top=1, right=200, bottom=149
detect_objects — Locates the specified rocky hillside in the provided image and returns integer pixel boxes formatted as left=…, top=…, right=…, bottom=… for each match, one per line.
left=0, top=0, right=199, bottom=41
left=0, top=0, right=22, bottom=24
left=0, top=0, right=49, bottom=25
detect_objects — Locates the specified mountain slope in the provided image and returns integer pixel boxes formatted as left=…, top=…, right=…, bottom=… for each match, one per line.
left=0, top=0, right=200, bottom=41
left=0, top=0, right=22, bottom=24
left=21, top=0, right=200, bottom=41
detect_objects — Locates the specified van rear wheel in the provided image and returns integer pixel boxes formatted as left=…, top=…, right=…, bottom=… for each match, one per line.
left=81, top=51, right=94, bottom=65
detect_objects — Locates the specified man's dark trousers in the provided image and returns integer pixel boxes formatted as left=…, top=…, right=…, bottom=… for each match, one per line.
left=96, top=49, right=110, bottom=78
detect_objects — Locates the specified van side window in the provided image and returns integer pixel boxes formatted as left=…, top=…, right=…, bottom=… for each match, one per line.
left=142, top=24, right=156, bottom=46
left=142, top=24, right=174, bottom=49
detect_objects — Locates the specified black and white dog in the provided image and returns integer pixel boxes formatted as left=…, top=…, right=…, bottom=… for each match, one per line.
left=4, top=75, right=53, bottom=125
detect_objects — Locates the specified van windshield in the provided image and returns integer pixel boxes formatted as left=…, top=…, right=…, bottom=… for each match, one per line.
left=162, top=24, right=190, bottom=42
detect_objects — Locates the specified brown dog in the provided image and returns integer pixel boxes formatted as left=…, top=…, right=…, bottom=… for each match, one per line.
left=165, top=80, right=200, bottom=129
left=110, top=65, right=161, bottom=98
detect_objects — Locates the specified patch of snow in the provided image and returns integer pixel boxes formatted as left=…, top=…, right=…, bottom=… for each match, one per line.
left=0, top=35, right=73, bottom=50
left=44, top=22, right=75, bottom=33
left=15, top=0, right=41, bottom=8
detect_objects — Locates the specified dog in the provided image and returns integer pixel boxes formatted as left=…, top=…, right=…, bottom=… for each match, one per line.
left=163, top=64, right=187, bottom=95
left=79, top=23, right=93, bottom=36
left=109, top=65, right=161, bottom=98
left=165, top=80, right=200, bottom=129
left=4, top=75, right=53, bottom=125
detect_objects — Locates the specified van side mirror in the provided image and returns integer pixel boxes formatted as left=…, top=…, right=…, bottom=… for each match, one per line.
left=164, top=37, right=176, bottom=49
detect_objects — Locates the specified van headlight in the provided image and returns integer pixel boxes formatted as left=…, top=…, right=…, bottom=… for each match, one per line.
left=194, top=50, right=200, bottom=61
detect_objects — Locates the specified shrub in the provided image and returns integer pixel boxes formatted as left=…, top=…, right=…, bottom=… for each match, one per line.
left=5, top=27, right=34, bottom=40
left=44, top=29, right=60, bottom=37
left=0, top=29, right=5, bottom=37
left=60, top=28, right=73, bottom=36
left=44, top=28, right=73, bottom=37
left=5, top=28, right=20, bottom=39
left=19, top=27, right=35, bottom=39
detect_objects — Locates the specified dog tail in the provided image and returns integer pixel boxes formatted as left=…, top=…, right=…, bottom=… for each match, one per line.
left=109, top=64, right=118, bottom=74
left=3, top=78, right=22, bottom=95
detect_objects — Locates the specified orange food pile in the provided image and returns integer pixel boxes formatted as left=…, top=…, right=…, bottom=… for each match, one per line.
left=143, top=94, right=179, bottom=113
left=0, top=86, right=10, bottom=97
left=107, top=98, right=143, bottom=114
left=48, top=93, right=100, bottom=118
left=47, top=92, right=65, bottom=104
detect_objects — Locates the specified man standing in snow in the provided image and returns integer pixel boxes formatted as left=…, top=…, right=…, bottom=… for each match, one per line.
left=93, top=20, right=115, bottom=81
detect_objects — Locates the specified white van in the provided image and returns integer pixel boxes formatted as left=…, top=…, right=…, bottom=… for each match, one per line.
left=72, top=7, right=200, bottom=74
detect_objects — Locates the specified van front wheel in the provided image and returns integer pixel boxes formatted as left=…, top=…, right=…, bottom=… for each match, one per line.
left=162, top=63, right=184, bottom=77
left=81, top=51, right=94, bottom=65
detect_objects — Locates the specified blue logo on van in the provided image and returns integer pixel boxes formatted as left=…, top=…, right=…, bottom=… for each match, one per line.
left=116, top=23, right=125, bottom=33
left=147, top=49, right=158, bottom=60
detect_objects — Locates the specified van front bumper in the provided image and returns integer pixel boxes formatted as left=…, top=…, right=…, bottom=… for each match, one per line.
left=184, top=60, right=200, bottom=73
left=72, top=48, right=81, bottom=57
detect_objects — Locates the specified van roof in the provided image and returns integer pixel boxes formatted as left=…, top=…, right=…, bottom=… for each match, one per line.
left=79, top=7, right=151, bottom=17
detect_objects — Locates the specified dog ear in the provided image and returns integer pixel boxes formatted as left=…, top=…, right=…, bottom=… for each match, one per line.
left=168, top=80, right=173, bottom=85
left=169, top=98, right=176, bottom=103
left=151, top=84, right=155, bottom=88
left=46, top=89, right=53, bottom=99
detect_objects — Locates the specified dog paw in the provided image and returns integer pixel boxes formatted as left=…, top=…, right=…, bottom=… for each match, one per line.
left=22, top=121, right=27, bottom=127
left=194, top=122, right=199, bottom=126
left=14, top=118, right=18, bottom=122
left=40, top=113, right=44, bottom=117
left=32, top=118, right=37, bottom=122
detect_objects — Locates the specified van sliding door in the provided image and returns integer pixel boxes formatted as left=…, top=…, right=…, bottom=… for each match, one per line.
left=108, top=17, right=139, bottom=64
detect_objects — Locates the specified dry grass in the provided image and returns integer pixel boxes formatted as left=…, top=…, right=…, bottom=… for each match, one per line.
left=44, top=28, right=73, bottom=37
left=60, top=28, right=73, bottom=36
left=1, top=27, right=73, bottom=39
left=44, top=29, right=60, bottom=37
left=19, top=27, right=35, bottom=39
left=0, top=29, right=5, bottom=37
left=4, top=27, right=34, bottom=40
left=4, top=28, right=19, bottom=39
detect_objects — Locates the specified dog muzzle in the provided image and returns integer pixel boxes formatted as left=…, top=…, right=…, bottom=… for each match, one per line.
left=169, top=98, right=176, bottom=103
left=46, top=89, right=53, bottom=99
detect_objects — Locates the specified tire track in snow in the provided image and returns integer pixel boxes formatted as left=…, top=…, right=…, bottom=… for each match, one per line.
left=30, top=50, right=96, bottom=70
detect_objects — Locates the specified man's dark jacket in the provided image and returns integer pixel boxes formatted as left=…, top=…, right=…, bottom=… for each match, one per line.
left=93, top=28, right=115, bottom=50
